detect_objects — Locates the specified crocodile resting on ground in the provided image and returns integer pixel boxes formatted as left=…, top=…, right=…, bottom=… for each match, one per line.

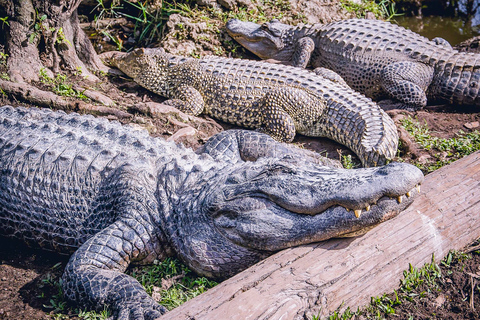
left=226, top=18, right=480, bottom=109
left=104, top=48, right=398, bottom=167
left=0, top=106, right=423, bottom=319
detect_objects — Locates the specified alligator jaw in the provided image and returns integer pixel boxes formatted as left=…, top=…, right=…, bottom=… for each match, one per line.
left=212, top=184, right=421, bottom=251
left=209, top=160, right=424, bottom=251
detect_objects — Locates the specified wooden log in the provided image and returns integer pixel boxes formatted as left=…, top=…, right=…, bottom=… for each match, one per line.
left=162, top=151, right=480, bottom=320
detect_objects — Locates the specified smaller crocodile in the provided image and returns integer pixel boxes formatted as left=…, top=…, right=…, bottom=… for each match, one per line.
left=226, top=18, right=480, bottom=109
left=0, top=106, right=423, bottom=319
left=104, top=48, right=398, bottom=167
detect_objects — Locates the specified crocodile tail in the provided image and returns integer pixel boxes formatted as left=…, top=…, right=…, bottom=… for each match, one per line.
left=314, top=88, right=399, bottom=167
left=430, top=52, right=480, bottom=106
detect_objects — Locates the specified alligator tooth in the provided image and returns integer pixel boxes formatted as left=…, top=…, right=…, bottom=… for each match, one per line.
left=365, top=205, right=370, bottom=211
left=416, top=185, right=421, bottom=193
left=406, top=191, right=411, bottom=197
left=397, top=196, right=402, bottom=204
left=354, top=209, right=362, bottom=218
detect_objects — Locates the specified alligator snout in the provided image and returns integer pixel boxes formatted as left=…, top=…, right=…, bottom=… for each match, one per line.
left=219, top=161, right=423, bottom=214
left=209, top=161, right=423, bottom=251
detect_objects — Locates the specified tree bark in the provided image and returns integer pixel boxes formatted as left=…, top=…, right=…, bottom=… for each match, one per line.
left=161, top=151, right=480, bottom=320
left=2, top=0, right=43, bottom=82
left=1, top=0, right=107, bottom=83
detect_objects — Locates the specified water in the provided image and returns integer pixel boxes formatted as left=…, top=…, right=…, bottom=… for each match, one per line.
left=394, top=15, right=479, bottom=46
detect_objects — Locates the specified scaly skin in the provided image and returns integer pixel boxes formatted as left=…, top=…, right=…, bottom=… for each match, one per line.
left=104, top=48, right=398, bottom=167
left=0, top=105, right=423, bottom=319
left=226, top=18, right=480, bottom=109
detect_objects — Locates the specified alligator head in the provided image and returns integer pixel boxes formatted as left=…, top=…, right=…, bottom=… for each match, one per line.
left=159, top=151, right=424, bottom=279
left=226, top=19, right=297, bottom=64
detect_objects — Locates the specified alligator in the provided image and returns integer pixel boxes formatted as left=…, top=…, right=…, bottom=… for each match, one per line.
left=0, top=105, right=423, bottom=319
left=226, top=18, right=480, bottom=109
left=103, top=48, right=398, bottom=167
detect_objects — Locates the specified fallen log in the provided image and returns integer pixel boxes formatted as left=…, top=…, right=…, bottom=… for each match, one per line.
left=162, top=151, right=480, bottom=320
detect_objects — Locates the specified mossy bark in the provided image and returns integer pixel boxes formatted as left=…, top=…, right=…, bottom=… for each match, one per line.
left=0, top=0, right=106, bottom=83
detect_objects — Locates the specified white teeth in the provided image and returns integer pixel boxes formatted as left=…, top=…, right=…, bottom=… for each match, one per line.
left=341, top=184, right=421, bottom=218
left=354, top=209, right=362, bottom=218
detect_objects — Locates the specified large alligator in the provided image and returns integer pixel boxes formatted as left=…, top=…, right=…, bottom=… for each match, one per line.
left=0, top=106, right=423, bottom=319
left=103, top=48, right=398, bottom=167
left=226, top=18, right=480, bottom=109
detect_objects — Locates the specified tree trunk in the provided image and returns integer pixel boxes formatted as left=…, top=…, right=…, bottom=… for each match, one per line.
left=161, top=151, right=480, bottom=320
left=1, top=0, right=107, bottom=83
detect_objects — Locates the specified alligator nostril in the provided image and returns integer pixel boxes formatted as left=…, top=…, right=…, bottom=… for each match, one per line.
left=226, top=175, right=242, bottom=184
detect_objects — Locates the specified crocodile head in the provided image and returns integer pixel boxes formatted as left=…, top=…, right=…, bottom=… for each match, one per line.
left=160, top=155, right=424, bottom=279
left=105, top=48, right=151, bottom=79
left=104, top=48, right=192, bottom=96
left=226, top=19, right=296, bottom=63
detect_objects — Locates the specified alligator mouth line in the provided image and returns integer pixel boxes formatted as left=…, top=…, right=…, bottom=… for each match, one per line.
left=217, top=184, right=422, bottom=219
left=343, top=184, right=421, bottom=218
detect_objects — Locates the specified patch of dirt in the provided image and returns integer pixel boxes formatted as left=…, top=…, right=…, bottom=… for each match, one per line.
left=0, top=238, right=71, bottom=320
left=375, top=242, right=480, bottom=319
left=387, top=104, right=480, bottom=171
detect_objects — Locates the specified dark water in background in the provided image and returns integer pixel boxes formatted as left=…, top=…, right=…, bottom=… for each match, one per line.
left=394, top=15, right=479, bottom=46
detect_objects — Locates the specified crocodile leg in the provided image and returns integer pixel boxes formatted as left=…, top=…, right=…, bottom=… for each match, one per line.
left=259, top=87, right=326, bottom=142
left=381, top=61, right=434, bottom=109
left=432, top=37, right=453, bottom=50
left=292, top=37, right=315, bottom=68
left=258, top=102, right=297, bottom=142
left=163, top=85, right=205, bottom=116
left=313, top=67, right=350, bottom=87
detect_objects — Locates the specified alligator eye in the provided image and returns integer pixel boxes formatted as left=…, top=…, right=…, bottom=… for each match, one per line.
left=261, top=23, right=269, bottom=30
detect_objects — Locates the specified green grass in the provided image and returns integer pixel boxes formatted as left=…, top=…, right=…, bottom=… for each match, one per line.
left=90, top=0, right=308, bottom=51
left=128, top=257, right=217, bottom=311
left=340, top=0, right=402, bottom=20
left=92, top=0, right=123, bottom=23
left=0, top=50, right=9, bottom=80
left=38, top=68, right=89, bottom=100
left=340, top=154, right=359, bottom=169
left=400, top=116, right=480, bottom=172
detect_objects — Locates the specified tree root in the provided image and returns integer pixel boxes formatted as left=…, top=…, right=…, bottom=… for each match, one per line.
left=0, top=79, right=131, bottom=119
left=72, top=85, right=115, bottom=106
left=0, top=79, right=70, bottom=108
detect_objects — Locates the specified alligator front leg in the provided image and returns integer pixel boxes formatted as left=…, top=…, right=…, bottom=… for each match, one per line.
left=381, top=61, right=434, bottom=109
left=292, top=37, right=315, bottom=68
left=62, top=220, right=167, bottom=319
left=62, top=168, right=169, bottom=319
left=163, top=85, right=205, bottom=116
